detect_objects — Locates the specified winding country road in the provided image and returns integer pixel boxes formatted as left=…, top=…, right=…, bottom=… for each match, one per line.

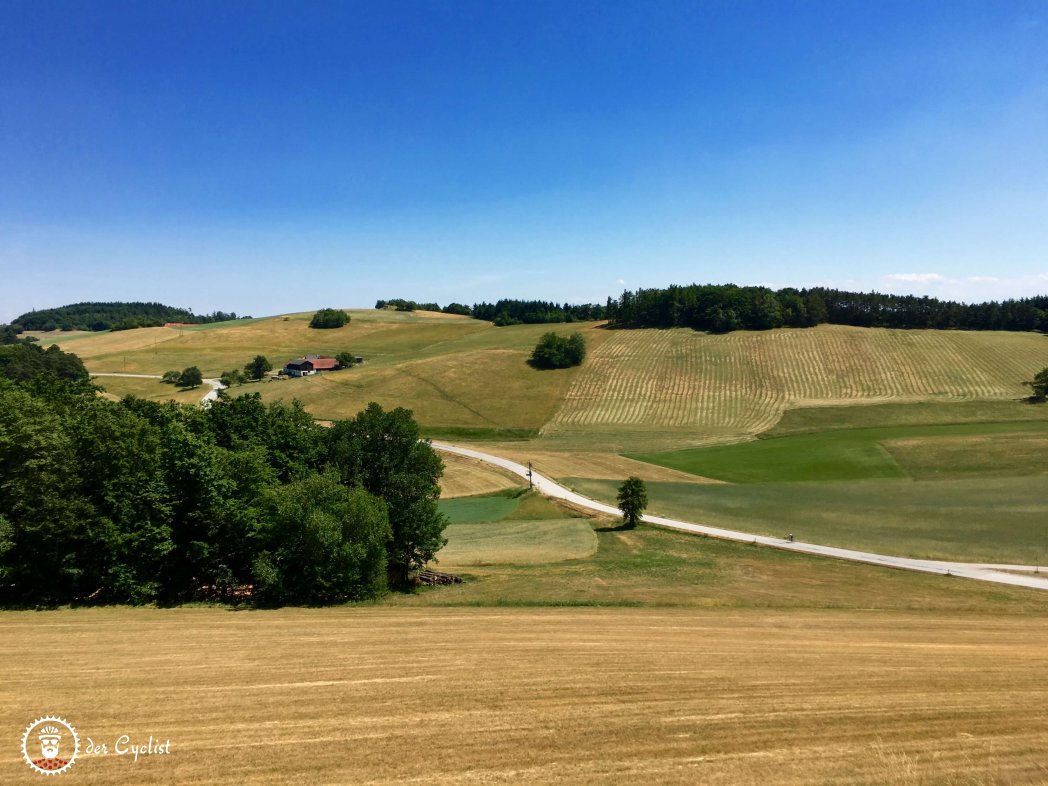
left=91, top=372, right=226, bottom=404
left=432, top=442, right=1048, bottom=592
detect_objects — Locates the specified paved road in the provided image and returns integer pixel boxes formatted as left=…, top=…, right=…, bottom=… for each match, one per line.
left=91, top=372, right=226, bottom=405
left=432, top=442, right=1048, bottom=592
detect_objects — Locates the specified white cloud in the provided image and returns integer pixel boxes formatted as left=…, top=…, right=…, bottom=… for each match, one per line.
left=884, top=273, right=945, bottom=283
left=967, top=275, right=1000, bottom=283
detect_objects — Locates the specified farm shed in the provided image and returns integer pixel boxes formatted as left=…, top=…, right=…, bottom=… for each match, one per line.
left=284, top=355, right=339, bottom=377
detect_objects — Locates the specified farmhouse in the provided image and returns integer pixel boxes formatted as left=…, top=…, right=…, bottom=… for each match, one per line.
left=283, top=355, right=338, bottom=377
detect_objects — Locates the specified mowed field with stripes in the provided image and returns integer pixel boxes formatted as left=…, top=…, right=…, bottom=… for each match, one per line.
left=541, top=324, right=1048, bottom=450
left=41, top=311, right=1048, bottom=452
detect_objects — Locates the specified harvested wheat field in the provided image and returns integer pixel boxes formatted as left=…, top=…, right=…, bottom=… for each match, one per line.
left=2, top=607, right=1048, bottom=785
left=542, top=324, right=1048, bottom=450
left=439, top=451, right=525, bottom=498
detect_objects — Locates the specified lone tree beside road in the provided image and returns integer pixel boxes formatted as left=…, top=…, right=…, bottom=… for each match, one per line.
left=245, top=355, right=272, bottom=381
left=1025, top=367, right=1048, bottom=402
left=178, top=366, right=203, bottom=388
left=617, top=476, right=648, bottom=529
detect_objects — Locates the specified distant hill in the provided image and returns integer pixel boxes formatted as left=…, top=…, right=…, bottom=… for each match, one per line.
left=34, top=308, right=1048, bottom=452
left=14, top=301, right=243, bottom=332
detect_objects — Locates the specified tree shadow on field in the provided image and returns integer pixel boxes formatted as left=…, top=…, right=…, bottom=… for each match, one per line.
left=595, top=522, right=634, bottom=533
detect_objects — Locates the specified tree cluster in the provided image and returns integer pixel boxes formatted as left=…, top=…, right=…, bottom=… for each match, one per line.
left=161, top=367, right=204, bottom=388
left=14, top=302, right=243, bottom=332
left=530, top=332, right=587, bottom=369
left=376, top=298, right=608, bottom=324
left=606, top=284, right=1048, bottom=334
left=375, top=299, right=442, bottom=313
left=309, top=308, right=351, bottom=329
left=0, top=342, right=88, bottom=383
left=472, top=299, right=608, bottom=326
left=0, top=353, right=447, bottom=608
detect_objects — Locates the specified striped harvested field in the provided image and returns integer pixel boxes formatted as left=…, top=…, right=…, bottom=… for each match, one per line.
left=542, top=325, right=1048, bottom=449
left=438, top=451, right=526, bottom=499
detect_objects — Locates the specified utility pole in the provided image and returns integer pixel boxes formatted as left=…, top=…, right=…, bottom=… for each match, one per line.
left=527, top=462, right=533, bottom=489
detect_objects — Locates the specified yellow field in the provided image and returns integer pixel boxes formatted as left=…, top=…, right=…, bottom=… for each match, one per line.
left=3, top=607, right=1047, bottom=785
left=43, top=310, right=611, bottom=432
left=438, top=452, right=525, bottom=499
left=472, top=448, right=724, bottom=485
left=541, top=324, right=1048, bottom=450
left=92, top=375, right=205, bottom=405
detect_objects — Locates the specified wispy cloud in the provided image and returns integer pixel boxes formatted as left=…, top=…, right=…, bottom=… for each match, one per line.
left=884, top=273, right=945, bottom=283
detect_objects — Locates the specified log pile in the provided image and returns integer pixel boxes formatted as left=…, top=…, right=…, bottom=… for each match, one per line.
left=418, top=569, right=462, bottom=586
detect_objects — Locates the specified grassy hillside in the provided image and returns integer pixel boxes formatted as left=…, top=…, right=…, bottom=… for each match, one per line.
left=38, top=312, right=1048, bottom=449
left=41, top=309, right=610, bottom=439
left=541, top=324, right=1048, bottom=450
left=93, top=375, right=204, bottom=405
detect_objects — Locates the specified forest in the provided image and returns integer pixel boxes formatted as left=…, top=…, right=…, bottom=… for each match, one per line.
left=12, top=301, right=244, bottom=332
left=605, top=285, right=1048, bottom=333
left=0, top=343, right=447, bottom=608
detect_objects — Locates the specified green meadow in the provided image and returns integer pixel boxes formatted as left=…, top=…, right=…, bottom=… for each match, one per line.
left=627, top=420, right=1048, bottom=484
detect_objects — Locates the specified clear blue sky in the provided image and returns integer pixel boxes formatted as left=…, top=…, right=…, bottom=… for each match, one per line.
left=2, top=1, right=1046, bottom=323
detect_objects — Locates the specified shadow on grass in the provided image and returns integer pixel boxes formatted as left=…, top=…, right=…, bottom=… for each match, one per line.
left=595, top=523, right=636, bottom=533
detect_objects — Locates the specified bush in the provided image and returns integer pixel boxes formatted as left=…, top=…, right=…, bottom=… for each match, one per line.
left=309, top=308, right=350, bottom=329
left=529, top=332, right=587, bottom=369
left=219, top=369, right=246, bottom=387
left=252, top=473, right=391, bottom=606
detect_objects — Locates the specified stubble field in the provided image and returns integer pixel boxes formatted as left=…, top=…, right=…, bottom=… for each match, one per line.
left=541, top=325, right=1048, bottom=451
left=3, top=607, right=1048, bottom=785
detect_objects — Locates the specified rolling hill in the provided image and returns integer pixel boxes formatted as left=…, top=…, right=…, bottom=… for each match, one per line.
left=39, top=308, right=1048, bottom=451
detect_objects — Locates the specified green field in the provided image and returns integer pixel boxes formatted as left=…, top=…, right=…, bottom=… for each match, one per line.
left=565, top=476, right=1048, bottom=565
left=438, top=519, right=598, bottom=566
left=436, top=490, right=597, bottom=566
left=628, top=421, right=1048, bottom=484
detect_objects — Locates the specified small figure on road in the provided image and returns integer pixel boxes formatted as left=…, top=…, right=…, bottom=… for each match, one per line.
left=785, top=533, right=794, bottom=542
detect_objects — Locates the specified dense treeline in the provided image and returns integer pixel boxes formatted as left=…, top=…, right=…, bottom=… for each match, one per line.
left=471, top=299, right=608, bottom=326
left=377, top=298, right=607, bottom=324
left=607, top=285, right=1048, bottom=333
left=0, top=349, right=447, bottom=608
left=13, top=302, right=244, bottom=332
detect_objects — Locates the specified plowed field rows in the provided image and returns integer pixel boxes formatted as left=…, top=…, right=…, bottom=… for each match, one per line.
left=543, top=325, right=1048, bottom=448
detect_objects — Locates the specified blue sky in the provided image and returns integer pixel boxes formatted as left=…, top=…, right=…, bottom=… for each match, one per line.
left=2, top=1, right=1046, bottom=323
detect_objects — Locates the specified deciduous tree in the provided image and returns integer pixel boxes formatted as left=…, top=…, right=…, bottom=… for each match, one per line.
left=244, top=355, right=272, bottom=381
left=178, top=366, right=203, bottom=388
left=1026, top=367, right=1048, bottom=402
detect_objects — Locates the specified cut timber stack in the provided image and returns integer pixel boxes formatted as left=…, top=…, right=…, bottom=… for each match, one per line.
left=418, top=570, right=462, bottom=586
